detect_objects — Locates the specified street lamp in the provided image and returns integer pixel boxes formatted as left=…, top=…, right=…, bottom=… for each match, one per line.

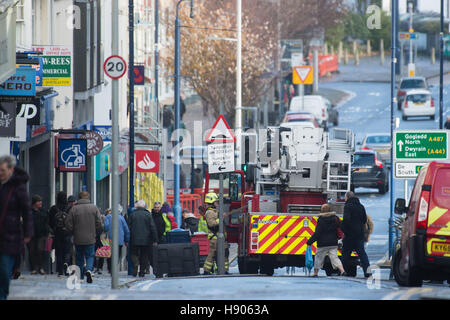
left=174, top=0, right=194, bottom=227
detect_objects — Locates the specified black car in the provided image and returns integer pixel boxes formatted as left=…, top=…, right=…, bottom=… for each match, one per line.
left=351, top=150, right=389, bottom=194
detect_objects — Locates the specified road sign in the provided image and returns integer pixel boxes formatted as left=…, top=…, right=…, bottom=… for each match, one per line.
left=207, top=143, right=235, bottom=174
left=293, top=66, right=313, bottom=85
left=394, top=130, right=448, bottom=161
left=133, top=65, right=145, bottom=85
left=399, top=32, right=417, bottom=40
left=57, top=138, right=87, bottom=172
left=291, top=52, right=304, bottom=68
left=395, top=162, right=428, bottom=179
left=206, top=115, right=236, bottom=143
left=135, top=150, right=160, bottom=173
left=81, top=131, right=104, bottom=157
left=104, top=55, right=127, bottom=79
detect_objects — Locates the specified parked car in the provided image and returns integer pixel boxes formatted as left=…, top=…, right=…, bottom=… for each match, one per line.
left=397, top=77, right=428, bottom=110
left=350, top=150, right=389, bottom=194
left=360, top=133, right=391, bottom=165
left=290, top=95, right=329, bottom=129
left=401, top=89, right=435, bottom=121
left=282, top=111, right=319, bottom=128
left=393, top=161, right=450, bottom=287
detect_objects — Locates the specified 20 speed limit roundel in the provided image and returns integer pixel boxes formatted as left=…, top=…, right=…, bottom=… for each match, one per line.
left=104, top=55, right=127, bottom=79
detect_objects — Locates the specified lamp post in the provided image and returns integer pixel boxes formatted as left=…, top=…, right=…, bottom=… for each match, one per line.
left=174, top=0, right=194, bottom=227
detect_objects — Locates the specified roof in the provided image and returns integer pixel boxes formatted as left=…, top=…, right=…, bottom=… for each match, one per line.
left=0, top=0, right=19, bottom=14
left=286, top=113, right=315, bottom=121
left=400, top=76, right=426, bottom=81
left=364, top=133, right=390, bottom=137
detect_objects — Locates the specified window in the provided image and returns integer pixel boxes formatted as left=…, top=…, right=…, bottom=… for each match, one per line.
left=406, top=94, right=430, bottom=103
left=432, top=168, right=450, bottom=209
left=353, top=153, right=375, bottom=166
left=400, top=79, right=426, bottom=89
left=366, top=135, right=391, bottom=144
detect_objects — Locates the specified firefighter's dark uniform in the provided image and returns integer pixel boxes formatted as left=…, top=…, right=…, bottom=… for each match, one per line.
left=203, top=206, right=229, bottom=273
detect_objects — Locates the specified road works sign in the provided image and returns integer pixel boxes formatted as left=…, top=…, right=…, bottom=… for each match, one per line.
left=293, top=66, right=313, bottom=85
left=207, top=143, right=235, bottom=174
left=205, top=114, right=236, bottom=143
left=395, top=162, right=428, bottom=179
left=394, top=130, right=449, bottom=161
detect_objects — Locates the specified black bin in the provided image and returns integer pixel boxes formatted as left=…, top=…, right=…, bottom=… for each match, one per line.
left=153, top=242, right=200, bottom=278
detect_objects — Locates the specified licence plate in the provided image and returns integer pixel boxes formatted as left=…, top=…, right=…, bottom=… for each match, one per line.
left=414, top=102, right=425, bottom=106
left=432, top=242, right=450, bottom=254
left=378, top=149, right=389, bottom=154
left=356, top=168, right=368, bottom=172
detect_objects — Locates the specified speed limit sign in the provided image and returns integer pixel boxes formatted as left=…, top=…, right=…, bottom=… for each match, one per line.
left=104, top=55, right=127, bottom=79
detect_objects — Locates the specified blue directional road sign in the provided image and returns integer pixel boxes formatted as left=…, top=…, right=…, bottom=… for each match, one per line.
left=58, top=138, right=87, bottom=172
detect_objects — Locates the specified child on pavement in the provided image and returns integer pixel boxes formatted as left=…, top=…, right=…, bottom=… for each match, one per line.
left=307, top=204, right=346, bottom=277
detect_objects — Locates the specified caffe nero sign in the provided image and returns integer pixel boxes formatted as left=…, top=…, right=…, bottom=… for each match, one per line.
left=0, top=67, right=36, bottom=97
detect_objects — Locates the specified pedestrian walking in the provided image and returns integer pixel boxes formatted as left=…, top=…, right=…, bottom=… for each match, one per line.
left=162, top=202, right=178, bottom=229
left=203, top=193, right=230, bottom=275
left=306, top=204, right=346, bottom=277
left=65, top=192, right=103, bottom=283
left=364, top=214, right=374, bottom=249
left=341, top=191, right=371, bottom=278
left=48, top=191, right=73, bottom=276
left=0, top=155, right=33, bottom=300
left=181, top=209, right=199, bottom=235
left=28, top=195, right=50, bottom=275
left=104, top=205, right=130, bottom=273
left=152, top=201, right=171, bottom=244
left=128, top=200, right=158, bottom=277
left=94, top=209, right=106, bottom=274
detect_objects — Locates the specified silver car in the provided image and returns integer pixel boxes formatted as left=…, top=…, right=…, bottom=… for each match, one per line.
left=360, top=133, right=392, bottom=164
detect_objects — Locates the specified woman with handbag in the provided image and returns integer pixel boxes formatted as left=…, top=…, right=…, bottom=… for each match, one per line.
left=306, top=204, right=346, bottom=277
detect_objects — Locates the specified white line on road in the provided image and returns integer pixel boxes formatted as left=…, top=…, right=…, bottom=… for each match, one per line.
left=140, top=280, right=162, bottom=291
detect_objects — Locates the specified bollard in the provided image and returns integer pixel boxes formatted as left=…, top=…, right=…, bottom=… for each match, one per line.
left=431, top=47, right=436, bottom=65
left=344, top=47, right=349, bottom=65
left=367, top=39, right=371, bottom=56
left=355, top=46, right=359, bottom=66
left=353, top=41, right=357, bottom=56
left=380, top=39, right=385, bottom=66
left=331, top=44, right=335, bottom=56
left=338, top=41, right=343, bottom=63
left=324, top=43, right=328, bottom=55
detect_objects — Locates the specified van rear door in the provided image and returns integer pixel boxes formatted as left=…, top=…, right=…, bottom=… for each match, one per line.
left=427, top=166, right=450, bottom=257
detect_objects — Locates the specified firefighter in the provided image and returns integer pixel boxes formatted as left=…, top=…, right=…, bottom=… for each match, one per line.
left=203, top=193, right=229, bottom=275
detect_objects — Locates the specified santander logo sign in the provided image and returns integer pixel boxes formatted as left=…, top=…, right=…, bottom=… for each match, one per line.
left=135, top=150, right=160, bottom=173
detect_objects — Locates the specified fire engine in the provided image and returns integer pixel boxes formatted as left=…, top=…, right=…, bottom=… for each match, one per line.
left=205, top=125, right=360, bottom=276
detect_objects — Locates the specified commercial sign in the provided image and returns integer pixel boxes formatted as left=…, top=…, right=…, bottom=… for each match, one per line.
left=133, top=65, right=145, bottom=85
left=57, top=138, right=87, bottom=172
left=135, top=150, right=160, bottom=173
left=94, top=125, right=112, bottom=142
left=118, top=142, right=129, bottom=174
left=17, top=104, right=40, bottom=126
left=0, top=102, right=16, bottom=138
left=394, top=130, right=448, bottom=161
left=96, top=144, right=112, bottom=181
left=32, top=46, right=72, bottom=86
left=207, top=143, right=235, bottom=174
left=17, top=56, right=43, bottom=86
left=80, top=131, right=104, bottom=157
left=395, top=162, right=428, bottom=179
left=0, top=67, right=36, bottom=96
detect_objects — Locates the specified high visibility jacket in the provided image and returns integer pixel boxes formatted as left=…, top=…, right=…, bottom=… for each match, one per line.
left=162, top=213, right=172, bottom=236
left=205, top=207, right=226, bottom=240
left=198, top=216, right=209, bottom=234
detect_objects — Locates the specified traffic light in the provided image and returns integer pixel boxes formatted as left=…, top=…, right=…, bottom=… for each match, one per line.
left=406, top=0, right=416, bottom=12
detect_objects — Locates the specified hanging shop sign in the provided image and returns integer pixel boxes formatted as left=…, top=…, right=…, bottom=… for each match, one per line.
left=0, top=67, right=36, bottom=97
left=32, top=46, right=72, bottom=86
left=57, top=138, right=87, bottom=172
left=0, top=102, right=16, bottom=138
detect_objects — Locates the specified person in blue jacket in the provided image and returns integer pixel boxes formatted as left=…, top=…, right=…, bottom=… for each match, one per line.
left=104, top=204, right=130, bottom=274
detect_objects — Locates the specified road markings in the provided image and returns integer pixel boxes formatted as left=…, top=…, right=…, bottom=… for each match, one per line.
left=397, top=288, right=433, bottom=300
left=138, top=280, right=162, bottom=291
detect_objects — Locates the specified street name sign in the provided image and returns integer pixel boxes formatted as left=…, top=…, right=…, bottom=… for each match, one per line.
left=394, top=130, right=448, bottom=161
left=207, top=143, right=235, bottom=174
left=104, top=55, right=127, bottom=80
left=293, top=66, right=313, bottom=85
left=395, top=162, right=428, bottom=179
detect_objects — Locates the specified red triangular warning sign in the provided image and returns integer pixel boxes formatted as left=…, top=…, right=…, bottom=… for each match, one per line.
left=205, top=115, right=236, bottom=143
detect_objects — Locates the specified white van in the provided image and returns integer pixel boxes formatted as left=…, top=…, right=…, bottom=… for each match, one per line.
left=289, top=95, right=329, bottom=128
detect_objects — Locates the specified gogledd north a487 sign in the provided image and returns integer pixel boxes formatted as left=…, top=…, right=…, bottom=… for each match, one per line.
left=394, top=130, right=448, bottom=161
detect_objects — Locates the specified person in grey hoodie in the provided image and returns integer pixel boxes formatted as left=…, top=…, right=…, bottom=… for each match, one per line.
left=65, top=191, right=103, bottom=283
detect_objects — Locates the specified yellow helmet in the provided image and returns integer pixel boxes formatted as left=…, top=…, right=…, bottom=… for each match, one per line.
left=205, top=192, right=219, bottom=204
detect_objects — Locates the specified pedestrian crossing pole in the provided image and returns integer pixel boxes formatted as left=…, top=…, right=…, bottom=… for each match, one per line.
left=217, top=173, right=225, bottom=275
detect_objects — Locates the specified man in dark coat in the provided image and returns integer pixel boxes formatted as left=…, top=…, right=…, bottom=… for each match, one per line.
left=181, top=209, right=199, bottom=235
left=28, top=195, right=50, bottom=275
left=0, top=155, right=32, bottom=300
left=341, top=192, right=371, bottom=278
left=128, top=200, right=158, bottom=277
left=152, top=201, right=171, bottom=244
left=48, top=191, right=73, bottom=276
